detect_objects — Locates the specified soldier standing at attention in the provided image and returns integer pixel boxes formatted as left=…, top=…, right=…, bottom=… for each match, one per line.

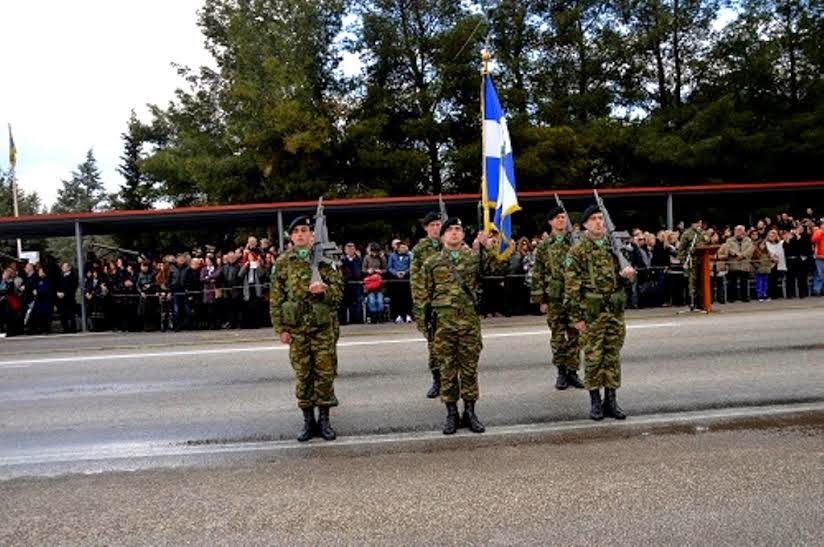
left=270, top=216, right=344, bottom=442
left=565, top=205, right=636, bottom=421
left=419, top=217, right=488, bottom=435
left=678, top=213, right=707, bottom=310
left=531, top=207, right=584, bottom=390
left=410, top=211, right=444, bottom=398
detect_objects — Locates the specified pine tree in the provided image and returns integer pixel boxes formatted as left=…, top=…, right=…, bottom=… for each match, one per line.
left=112, top=111, right=154, bottom=210
left=52, top=150, right=108, bottom=213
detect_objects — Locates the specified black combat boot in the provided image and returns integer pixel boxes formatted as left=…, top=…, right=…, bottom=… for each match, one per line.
left=297, top=407, right=317, bottom=442
left=589, top=390, right=604, bottom=421
left=426, top=369, right=441, bottom=399
left=554, top=366, right=569, bottom=390
left=443, top=402, right=459, bottom=435
left=461, top=400, right=485, bottom=433
left=602, top=388, right=626, bottom=420
left=566, top=368, right=585, bottom=389
left=317, top=406, right=337, bottom=441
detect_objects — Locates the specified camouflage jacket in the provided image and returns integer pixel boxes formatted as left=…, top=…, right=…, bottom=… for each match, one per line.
left=677, top=227, right=706, bottom=265
left=269, top=248, right=344, bottom=334
left=418, top=247, right=482, bottom=331
left=530, top=233, right=571, bottom=304
left=410, top=237, right=442, bottom=319
left=564, top=234, right=630, bottom=324
left=483, top=244, right=514, bottom=276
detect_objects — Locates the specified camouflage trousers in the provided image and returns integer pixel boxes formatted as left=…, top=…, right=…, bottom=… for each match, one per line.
left=686, top=265, right=698, bottom=304
left=546, top=301, right=580, bottom=371
left=427, top=338, right=438, bottom=373
left=288, top=326, right=339, bottom=409
left=580, top=311, right=626, bottom=390
left=432, top=320, right=482, bottom=403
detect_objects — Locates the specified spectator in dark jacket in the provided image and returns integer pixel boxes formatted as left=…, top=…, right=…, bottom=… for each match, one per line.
left=32, top=266, right=53, bottom=334
left=169, top=254, right=190, bottom=331
left=785, top=223, right=812, bottom=298
left=55, top=263, right=78, bottom=333
left=220, top=251, right=241, bottom=328
left=340, top=243, right=364, bottom=324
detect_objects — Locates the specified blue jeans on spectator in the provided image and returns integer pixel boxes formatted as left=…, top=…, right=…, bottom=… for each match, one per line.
left=814, top=259, right=824, bottom=296
left=755, top=274, right=769, bottom=300
left=367, top=291, right=385, bottom=318
left=172, top=290, right=188, bottom=330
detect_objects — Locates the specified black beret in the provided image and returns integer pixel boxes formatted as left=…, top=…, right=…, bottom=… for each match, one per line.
left=546, top=206, right=565, bottom=223
left=581, top=204, right=601, bottom=224
left=288, top=215, right=312, bottom=233
left=687, top=211, right=703, bottom=223
left=440, top=217, right=464, bottom=236
left=422, top=211, right=442, bottom=226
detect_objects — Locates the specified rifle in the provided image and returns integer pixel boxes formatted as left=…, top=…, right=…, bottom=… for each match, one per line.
left=554, top=193, right=579, bottom=243
left=424, top=306, right=437, bottom=342
left=310, top=197, right=342, bottom=285
left=438, top=194, right=448, bottom=223
left=592, top=190, right=632, bottom=271
left=684, top=231, right=700, bottom=270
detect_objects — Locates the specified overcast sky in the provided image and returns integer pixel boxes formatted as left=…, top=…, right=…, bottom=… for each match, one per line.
left=0, top=0, right=211, bottom=209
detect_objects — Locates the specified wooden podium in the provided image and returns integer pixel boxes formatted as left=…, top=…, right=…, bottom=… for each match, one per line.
left=697, top=244, right=721, bottom=312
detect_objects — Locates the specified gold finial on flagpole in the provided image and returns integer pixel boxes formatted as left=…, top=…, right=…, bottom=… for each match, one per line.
left=481, top=49, right=492, bottom=75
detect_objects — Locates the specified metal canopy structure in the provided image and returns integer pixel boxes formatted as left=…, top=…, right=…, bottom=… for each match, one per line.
left=0, top=180, right=822, bottom=239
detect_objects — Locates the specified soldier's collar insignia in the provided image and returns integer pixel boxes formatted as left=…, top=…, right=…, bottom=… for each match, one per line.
left=556, top=235, right=565, bottom=242
left=297, top=249, right=310, bottom=260
left=595, top=239, right=605, bottom=247
left=450, top=250, right=460, bottom=260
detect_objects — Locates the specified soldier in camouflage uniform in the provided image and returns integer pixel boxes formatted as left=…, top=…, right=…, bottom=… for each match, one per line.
left=410, top=211, right=444, bottom=398
left=565, top=205, right=636, bottom=421
left=270, top=215, right=344, bottom=442
left=531, top=206, right=584, bottom=390
left=418, top=217, right=489, bottom=435
left=678, top=213, right=707, bottom=310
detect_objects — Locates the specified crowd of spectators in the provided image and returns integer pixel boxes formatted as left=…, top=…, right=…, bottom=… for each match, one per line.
left=1, top=208, right=823, bottom=336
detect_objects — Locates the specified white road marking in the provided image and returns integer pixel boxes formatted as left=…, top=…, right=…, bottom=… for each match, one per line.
left=0, top=401, right=819, bottom=471
left=0, top=322, right=679, bottom=369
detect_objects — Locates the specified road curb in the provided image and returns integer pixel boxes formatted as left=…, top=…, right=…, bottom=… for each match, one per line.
left=255, top=401, right=824, bottom=459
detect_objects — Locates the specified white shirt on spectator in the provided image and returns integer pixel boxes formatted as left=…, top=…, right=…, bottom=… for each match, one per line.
left=766, top=241, right=787, bottom=271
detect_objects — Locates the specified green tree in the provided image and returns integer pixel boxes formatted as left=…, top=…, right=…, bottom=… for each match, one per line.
left=346, top=0, right=485, bottom=195
left=0, top=169, right=43, bottom=217
left=111, top=111, right=155, bottom=210
left=140, top=0, right=346, bottom=205
left=52, top=150, right=108, bottom=214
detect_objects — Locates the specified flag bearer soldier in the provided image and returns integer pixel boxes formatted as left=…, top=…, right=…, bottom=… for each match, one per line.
left=418, top=217, right=490, bottom=435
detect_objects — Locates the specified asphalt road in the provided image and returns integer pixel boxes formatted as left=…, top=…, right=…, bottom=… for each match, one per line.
left=0, top=300, right=822, bottom=474
left=2, top=301, right=824, bottom=544
left=2, top=424, right=823, bottom=545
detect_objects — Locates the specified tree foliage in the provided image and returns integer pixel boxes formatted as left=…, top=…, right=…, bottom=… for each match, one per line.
left=52, top=149, right=108, bottom=214
left=125, top=0, right=824, bottom=205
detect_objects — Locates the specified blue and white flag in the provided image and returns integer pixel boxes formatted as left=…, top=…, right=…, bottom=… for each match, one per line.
left=483, top=75, right=520, bottom=250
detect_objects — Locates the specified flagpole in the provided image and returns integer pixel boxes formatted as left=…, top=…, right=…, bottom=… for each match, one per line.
left=11, top=168, right=21, bottom=258
left=8, top=124, right=21, bottom=258
left=480, top=49, right=492, bottom=232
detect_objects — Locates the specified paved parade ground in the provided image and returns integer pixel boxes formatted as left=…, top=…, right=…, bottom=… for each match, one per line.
left=1, top=301, right=823, bottom=544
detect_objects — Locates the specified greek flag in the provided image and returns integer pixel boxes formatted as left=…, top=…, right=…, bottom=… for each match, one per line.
left=8, top=124, right=16, bottom=169
left=483, top=75, right=519, bottom=250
